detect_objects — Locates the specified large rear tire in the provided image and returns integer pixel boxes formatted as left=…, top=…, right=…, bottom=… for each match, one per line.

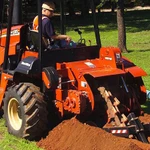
left=3, top=83, right=48, bottom=140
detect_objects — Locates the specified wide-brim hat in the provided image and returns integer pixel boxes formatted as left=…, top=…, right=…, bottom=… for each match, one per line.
left=42, top=2, right=55, bottom=11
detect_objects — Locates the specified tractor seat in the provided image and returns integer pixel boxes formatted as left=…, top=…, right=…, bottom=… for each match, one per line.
left=29, top=30, right=51, bottom=51
left=29, top=30, right=40, bottom=51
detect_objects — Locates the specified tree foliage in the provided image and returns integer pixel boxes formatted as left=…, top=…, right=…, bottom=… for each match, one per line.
left=1, top=0, right=149, bottom=52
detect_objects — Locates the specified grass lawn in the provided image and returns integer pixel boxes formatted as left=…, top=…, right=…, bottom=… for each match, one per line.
left=0, top=119, right=42, bottom=150
left=65, top=10, right=150, bottom=90
left=0, top=9, right=150, bottom=149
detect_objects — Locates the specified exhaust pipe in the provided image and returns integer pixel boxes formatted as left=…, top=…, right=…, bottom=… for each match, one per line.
left=12, top=0, right=22, bottom=25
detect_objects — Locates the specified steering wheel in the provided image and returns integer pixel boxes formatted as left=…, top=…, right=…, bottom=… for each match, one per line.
left=74, top=28, right=86, bottom=46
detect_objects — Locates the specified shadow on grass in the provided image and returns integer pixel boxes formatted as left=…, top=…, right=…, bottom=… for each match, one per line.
left=127, top=49, right=150, bottom=53
left=56, top=9, right=150, bottom=33
left=141, top=100, right=150, bottom=114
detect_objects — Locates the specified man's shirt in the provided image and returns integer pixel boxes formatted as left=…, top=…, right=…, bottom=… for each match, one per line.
left=33, top=15, right=55, bottom=40
left=42, top=16, right=56, bottom=40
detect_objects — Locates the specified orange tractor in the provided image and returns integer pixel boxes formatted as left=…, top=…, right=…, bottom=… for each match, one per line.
left=0, top=0, right=150, bottom=142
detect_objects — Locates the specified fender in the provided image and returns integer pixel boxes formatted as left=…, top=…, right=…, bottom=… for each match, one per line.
left=125, top=66, right=147, bottom=77
left=14, top=56, right=41, bottom=75
left=122, top=57, right=147, bottom=77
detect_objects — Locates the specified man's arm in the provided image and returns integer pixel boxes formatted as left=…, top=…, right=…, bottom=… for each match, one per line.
left=51, top=34, right=71, bottom=43
left=44, top=19, right=71, bottom=43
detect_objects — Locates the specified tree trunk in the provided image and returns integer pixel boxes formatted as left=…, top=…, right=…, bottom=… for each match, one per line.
left=66, top=0, right=75, bottom=17
left=117, top=0, right=128, bottom=53
left=81, top=0, right=89, bottom=16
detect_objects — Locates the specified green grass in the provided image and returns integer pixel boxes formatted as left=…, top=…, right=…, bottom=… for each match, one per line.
left=65, top=10, right=150, bottom=89
left=0, top=9, right=150, bottom=149
left=0, top=119, right=42, bottom=150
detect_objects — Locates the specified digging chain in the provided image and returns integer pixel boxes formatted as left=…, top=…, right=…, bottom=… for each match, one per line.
left=98, top=87, right=128, bottom=127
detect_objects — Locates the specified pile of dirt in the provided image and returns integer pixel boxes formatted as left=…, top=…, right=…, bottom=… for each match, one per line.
left=139, top=113, right=150, bottom=123
left=37, top=114, right=150, bottom=150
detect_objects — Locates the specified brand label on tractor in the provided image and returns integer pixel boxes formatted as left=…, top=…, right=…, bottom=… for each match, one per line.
left=105, top=57, right=112, bottom=60
left=11, top=30, right=19, bottom=36
left=0, top=29, right=20, bottom=38
left=84, top=62, right=96, bottom=68
left=21, top=62, right=31, bottom=67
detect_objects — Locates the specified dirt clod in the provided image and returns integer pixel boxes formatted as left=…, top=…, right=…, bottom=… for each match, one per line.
left=37, top=114, right=150, bottom=150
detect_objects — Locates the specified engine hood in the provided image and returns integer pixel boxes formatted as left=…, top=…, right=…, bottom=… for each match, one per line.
left=67, top=59, right=125, bottom=78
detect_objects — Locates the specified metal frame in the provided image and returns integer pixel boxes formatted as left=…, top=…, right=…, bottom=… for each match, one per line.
left=3, top=0, right=14, bottom=71
left=104, top=112, right=150, bottom=143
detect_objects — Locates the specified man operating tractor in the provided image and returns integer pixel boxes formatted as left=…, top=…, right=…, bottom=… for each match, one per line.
left=33, top=1, right=76, bottom=48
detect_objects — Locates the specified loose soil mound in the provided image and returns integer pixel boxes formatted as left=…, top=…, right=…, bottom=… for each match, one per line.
left=139, top=113, right=150, bottom=123
left=37, top=114, right=150, bottom=150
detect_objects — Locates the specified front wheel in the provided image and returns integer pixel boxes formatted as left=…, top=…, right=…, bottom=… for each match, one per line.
left=3, top=83, right=48, bottom=140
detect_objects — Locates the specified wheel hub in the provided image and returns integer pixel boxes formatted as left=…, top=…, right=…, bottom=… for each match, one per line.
left=8, top=98, right=22, bottom=130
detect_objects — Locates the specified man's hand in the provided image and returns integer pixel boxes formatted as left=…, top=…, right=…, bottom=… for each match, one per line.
left=65, top=35, right=71, bottom=43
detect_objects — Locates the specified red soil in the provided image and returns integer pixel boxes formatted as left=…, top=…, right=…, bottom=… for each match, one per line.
left=37, top=114, right=150, bottom=150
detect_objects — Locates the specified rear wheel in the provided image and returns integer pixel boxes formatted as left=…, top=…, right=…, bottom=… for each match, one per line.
left=3, top=83, right=48, bottom=140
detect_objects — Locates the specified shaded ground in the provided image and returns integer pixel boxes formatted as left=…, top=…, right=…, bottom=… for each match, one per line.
left=37, top=114, right=150, bottom=150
